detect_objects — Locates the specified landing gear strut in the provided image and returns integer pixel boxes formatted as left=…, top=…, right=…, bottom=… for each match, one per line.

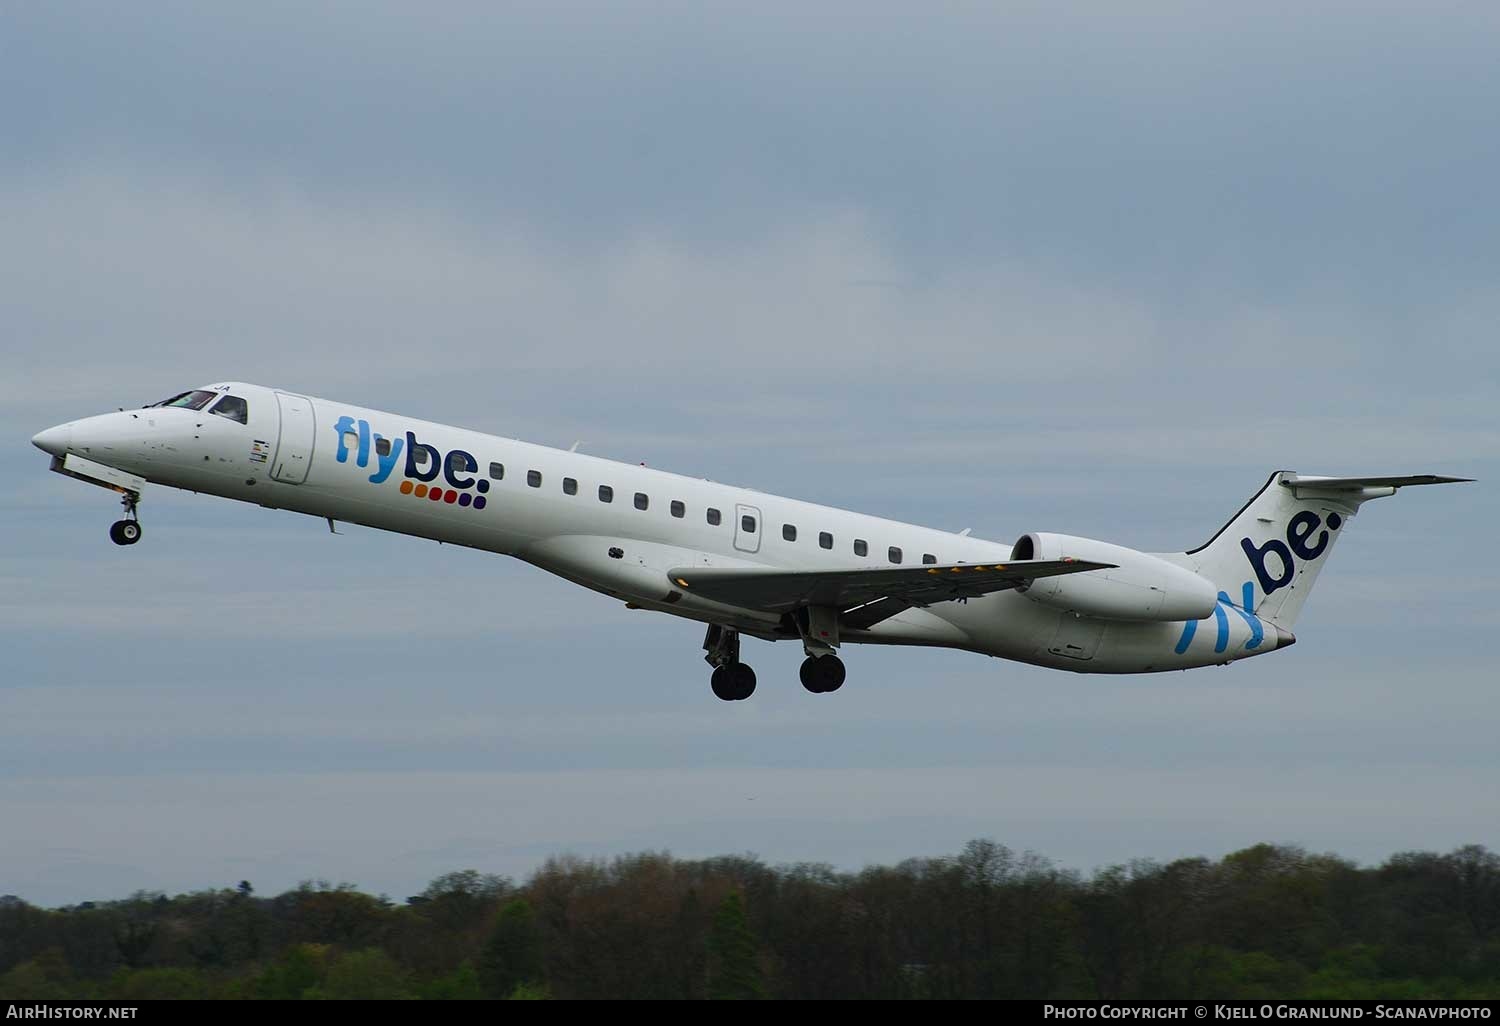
left=109, top=491, right=142, bottom=546
left=796, top=605, right=846, bottom=694
left=703, top=625, right=756, bottom=701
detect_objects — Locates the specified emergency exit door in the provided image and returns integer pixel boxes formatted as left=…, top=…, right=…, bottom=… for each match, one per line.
left=733, top=503, right=762, bottom=553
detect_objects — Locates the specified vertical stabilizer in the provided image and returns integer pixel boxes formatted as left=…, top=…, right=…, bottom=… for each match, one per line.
left=1164, top=472, right=1471, bottom=629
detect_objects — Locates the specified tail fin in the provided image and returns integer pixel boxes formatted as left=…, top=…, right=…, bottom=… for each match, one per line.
left=1167, top=472, right=1471, bottom=629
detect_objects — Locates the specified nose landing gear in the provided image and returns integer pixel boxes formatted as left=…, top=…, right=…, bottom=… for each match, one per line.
left=108, top=492, right=142, bottom=546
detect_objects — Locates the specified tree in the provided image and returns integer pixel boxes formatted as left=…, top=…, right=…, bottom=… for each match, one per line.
left=252, top=943, right=330, bottom=999
left=477, top=898, right=544, bottom=999
left=307, top=948, right=413, bottom=1000
left=707, top=891, right=764, bottom=1000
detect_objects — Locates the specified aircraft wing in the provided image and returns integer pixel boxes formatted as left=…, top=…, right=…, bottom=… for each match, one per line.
left=666, top=558, right=1115, bottom=624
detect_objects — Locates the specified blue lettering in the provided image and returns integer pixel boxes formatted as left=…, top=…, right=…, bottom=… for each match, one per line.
left=1174, top=617, right=1197, bottom=655
left=1212, top=599, right=1230, bottom=654
left=333, top=416, right=356, bottom=463
left=1221, top=589, right=1264, bottom=650
left=357, top=419, right=371, bottom=468
left=1240, top=510, right=1341, bottom=601
left=444, top=449, right=477, bottom=489
left=1241, top=535, right=1295, bottom=598
left=1286, top=510, right=1328, bottom=561
left=369, top=434, right=403, bottom=483
left=404, top=431, right=441, bottom=482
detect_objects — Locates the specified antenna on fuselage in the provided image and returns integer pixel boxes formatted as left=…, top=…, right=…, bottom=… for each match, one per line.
left=569, top=440, right=584, bottom=452
left=957, top=527, right=972, bottom=536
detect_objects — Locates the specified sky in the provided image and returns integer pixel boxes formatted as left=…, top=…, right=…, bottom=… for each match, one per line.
left=1, top=1, right=1496, bottom=906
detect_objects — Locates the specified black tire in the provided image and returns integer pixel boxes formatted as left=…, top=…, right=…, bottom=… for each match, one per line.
left=711, top=666, right=736, bottom=701
left=820, top=655, right=846, bottom=693
left=801, top=655, right=845, bottom=694
left=800, top=657, right=824, bottom=694
left=109, top=520, right=134, bottom=546
left=730, top=663, right=756, bottom=701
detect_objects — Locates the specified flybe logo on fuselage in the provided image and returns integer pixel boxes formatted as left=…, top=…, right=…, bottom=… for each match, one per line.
left=332, top=416, right=489, bottom=510
left=1239, top=509, right=1342, bottom=599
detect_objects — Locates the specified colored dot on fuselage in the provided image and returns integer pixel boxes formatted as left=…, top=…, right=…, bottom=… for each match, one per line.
left=474, top=496, right=487, bottom=510
left=1327, top=512, right=1342, bottom=529
left=429, top=488, right=443, bottom=501
left=444, top=490, right=458, bottom=503
left=399, top=480, right=414, bottom=495
left=476, top=479, right=490, bottom=494
left=458, top=492, right=472, bottom=507
left=414, top=484, right=428, bottom=498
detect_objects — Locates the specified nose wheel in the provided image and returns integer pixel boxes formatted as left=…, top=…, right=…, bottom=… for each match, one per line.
left=109, top=492, right=142, bottom=546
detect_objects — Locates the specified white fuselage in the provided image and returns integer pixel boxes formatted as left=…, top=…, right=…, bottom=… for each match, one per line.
left=34, top=382, right=1282, bottom=674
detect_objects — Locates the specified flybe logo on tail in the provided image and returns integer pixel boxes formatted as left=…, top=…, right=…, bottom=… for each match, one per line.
left=1239, top=510, right=1342, bottom=599
left=1174, top=509, right=1342, bottom=658
left=332, top=416, right=489, bottom=510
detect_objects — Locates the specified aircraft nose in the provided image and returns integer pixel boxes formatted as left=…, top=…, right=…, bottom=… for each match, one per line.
left=32, top=422, right=72, bottom=458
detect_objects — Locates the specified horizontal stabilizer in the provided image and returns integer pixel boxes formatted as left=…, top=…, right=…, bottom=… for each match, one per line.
left=667, top=558, right=1115, bottom=616
left=1282, top=473, right=1473, bottom=490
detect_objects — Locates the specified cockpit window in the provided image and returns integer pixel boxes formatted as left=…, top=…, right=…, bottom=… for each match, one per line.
left=151, top=390, right=218, bottom=411
left=209, top=395, right=248, bottom=424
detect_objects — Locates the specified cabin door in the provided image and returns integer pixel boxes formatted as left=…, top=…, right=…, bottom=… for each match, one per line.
left=271, top=391, right=316, bottom=484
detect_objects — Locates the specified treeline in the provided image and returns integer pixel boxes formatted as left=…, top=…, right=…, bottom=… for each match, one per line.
left=2, top=842, right=1498, bottom=999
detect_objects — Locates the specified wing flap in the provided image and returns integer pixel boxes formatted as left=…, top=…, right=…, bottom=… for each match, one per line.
left=667, top=558, right=1115, bottom=616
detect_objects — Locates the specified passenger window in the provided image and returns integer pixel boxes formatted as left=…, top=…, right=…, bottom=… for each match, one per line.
left=742, top=514, right=757, bottom=533
left=854, top=539, right=868, bottom=557
left=342, top=431, right=359, bottom=454
left=634, top=492, right=649, bottom=511
left=376, top=437, right=391, bottom=457
left=671, top=500, right=685, bottom=518
left=599, top=485, right=614, bottom=503
left=782, top=524, right=797, bottom=542
left=489, top=462, right=504, bottom=480
left=922, top=553, right=937, bottom=565
left=415, top=448, right=430, bottom=466
left=447, top=452, right=471, bottom=475
left=819, top=531, right=833, bottom=550
left=889, top=547, right=903, bottom=564
left=209, top=395, right=248, bottom=424
left=527, top=470, right=542, bottom=488
left=563, top=477, right=577, bottom=495
left=707, top=507, right=721, bottom=526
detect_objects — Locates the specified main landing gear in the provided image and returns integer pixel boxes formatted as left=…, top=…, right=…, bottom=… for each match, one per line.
left=108, top=491, right=142, bottom=546
left=703, top=625, right=756, bottom=701
left=701, top=621, right=850, bottom=701
left=799, top=654, right=846, bottom=694
left=796, top=604, right=845, bottom=694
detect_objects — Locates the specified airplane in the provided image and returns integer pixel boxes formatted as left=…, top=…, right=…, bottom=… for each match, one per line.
left=31, top=382, right=1470, bottom=700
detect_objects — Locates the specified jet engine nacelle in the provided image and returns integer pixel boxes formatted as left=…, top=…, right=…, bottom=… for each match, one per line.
left=1011, top=532, right=1219, bottom=622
